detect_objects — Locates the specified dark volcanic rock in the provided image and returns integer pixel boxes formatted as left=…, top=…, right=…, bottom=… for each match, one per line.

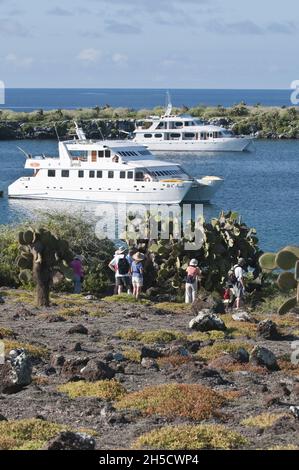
left=50, top=354, right=65, bottom=367
left=249, top=346, right=279, bottom=371
left=141, top=346, right=162, bottom=359
left=0, top=414, right=7, bottom=421
left=80, top=360, right=115, bottom=381
left=61, top=357, right=89, bottom=378
left=231, top=347, right=250, bottom=363
left=68, top=324, right=88, bottom=335
left=256, top=319, right=280, bottom=340
left=44, top=432, right=95, bottom=450
left=0, top=349, right=32, bottom=394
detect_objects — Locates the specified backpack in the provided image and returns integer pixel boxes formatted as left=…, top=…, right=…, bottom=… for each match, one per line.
left=118, top=257, right=130, bottom=275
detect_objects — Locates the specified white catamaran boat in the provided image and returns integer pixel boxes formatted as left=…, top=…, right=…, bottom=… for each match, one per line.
left=133, top=95, right=252, bottom=152
left=8, top=124, right=223, bottom=204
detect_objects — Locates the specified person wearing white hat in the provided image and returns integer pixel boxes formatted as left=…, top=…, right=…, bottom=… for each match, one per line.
left=185, top=258, right=201, bottom=304
left=108, top=246, right=131, bottom=295
left=131, top=252, right=145, bottom=300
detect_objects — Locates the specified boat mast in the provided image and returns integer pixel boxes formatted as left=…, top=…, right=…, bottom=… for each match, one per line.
left=165, top=91, right=172, bottom=117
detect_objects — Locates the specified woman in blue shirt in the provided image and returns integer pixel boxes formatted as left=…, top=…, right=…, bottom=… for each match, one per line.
left=131, top=252, right=145, bottom=300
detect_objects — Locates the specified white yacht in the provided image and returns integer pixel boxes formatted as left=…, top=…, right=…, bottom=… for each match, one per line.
left=8, top=124, right=223, bottom=204
left=133, top=96, right=252, bottom=152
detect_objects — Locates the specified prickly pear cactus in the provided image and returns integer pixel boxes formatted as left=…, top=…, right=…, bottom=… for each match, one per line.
left=17, top=228, right=73, bottom=307
left=259, top=246, right=299, bottom=314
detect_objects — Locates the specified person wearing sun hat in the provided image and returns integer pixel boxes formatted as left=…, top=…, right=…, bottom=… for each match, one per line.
left=131, top=252, right=145, bottom=300
left=108, top=246, right=131, bottom=295
left=232, top=257, right=246, bottom=309
left=185, top=258, right=201, bottom=304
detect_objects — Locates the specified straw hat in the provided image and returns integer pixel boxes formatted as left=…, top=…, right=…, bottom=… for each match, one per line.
left=189, top=259, right=198, bottom=267
left=133, top=252, right=145, bottom=262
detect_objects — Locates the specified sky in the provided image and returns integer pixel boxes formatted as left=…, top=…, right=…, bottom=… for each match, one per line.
left=0, top=0, right=298, bottom=88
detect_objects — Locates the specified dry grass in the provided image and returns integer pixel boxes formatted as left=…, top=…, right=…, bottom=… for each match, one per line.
left=132, top=424, right=248, bottom=450
left=196, top=340, right=252, bottom=361
left=3, top=339, right=49, bottom=358
left=116, top=328, right=187, bottom=344
left=116, top=383, right=227, bottom=421
left=154, top=302, right=191, bottom=314
left=58, top=379, right=127, bottom=400
left=241, top=412, right=288, bottom=428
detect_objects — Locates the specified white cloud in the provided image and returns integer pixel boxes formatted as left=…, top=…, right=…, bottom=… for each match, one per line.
left=77, top=48, right=101, bottom=62
left=112, top=53, right=128, bottom=65
left=5, top=53, right=34, bottom=67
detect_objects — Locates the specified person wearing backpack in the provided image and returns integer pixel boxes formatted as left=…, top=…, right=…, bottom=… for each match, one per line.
left=230, top=257, right=246, bottom=309
left=109, top=246, right=131, bottom=295
left=131, top=252, right=145, bottom=300
left=185, top=259, right=201, bottom=304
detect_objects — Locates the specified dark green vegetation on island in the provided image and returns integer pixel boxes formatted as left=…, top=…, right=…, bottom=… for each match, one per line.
left=0, top=103, right=299, bottom=139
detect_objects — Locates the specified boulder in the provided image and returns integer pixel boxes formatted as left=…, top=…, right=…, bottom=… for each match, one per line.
left=0, top=414, right=7, bottom=421
left=67, top=324, right=88, bottom=335
left=256, top=319, right=280, bottom=340
left=231, top=347, right=249, bottom=363
left=189, top=310, right=226, bottom=332
left=0, top=349, right=32, bottom=394
left=0, top=296, right=5, bottom=304
left=141, top=357, right=159, bottom=370
left=80, top=360, right=115, bottom=381
left=192, top=292, right=225, bottom=315
left=232, top=311, right=252, bottom=322
left=140, top=346, right=162, bottom=359
left=249, top=346, right=279, bottom=371
left=50, top=354, right=65, bottom=368
left=44, top=432, right=95, bottom=450
left=61, top=357, right=89, bottom=379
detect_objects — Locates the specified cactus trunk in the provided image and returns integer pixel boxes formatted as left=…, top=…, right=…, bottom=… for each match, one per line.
left=33, top=262, right=51, bottom=307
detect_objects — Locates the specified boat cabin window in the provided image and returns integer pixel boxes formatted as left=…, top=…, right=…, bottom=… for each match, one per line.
left=127, top=171, right=134, bottom=179
left=157, top=122, right=167, bottom=129
left=175, top=122, right=183, bottom=128
left=98, top=150, right=104, bottom=158
left=108, top=171, right=114, bottom=179
left=135, top=171, right=144, bottom=181
left=155, top=133, right=163, bottom=138
left=89, top=171, right=95, bottom=178
left=78, top=170, right=84, bottom=178
left=70, top=150, right=88, bottom=161
left=105, top=150, right=111, bottom=158
left=144, top=134, right=152, bottom=138
left=91, top=151, right=97, bottom=162
left=48, top=170, right=56, bottom=177
left=170, top=133, right=181, bottom=140
left=184, top=133, right=196, bottom=140
left=62, top=170, right=69, bottom=178
left=200, top=132, right=207, bottom=140
left=120, top=171, right=126, bottom=179
left=97, top=171, right=102, bottom=178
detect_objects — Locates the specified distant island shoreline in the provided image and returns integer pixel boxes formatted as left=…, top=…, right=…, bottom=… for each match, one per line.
left=0, top=103, right=299, bottom=140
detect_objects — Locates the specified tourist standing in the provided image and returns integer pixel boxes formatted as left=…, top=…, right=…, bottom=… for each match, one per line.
left=185, top=259, right=201, bottom=304
left=231, top=257, right=246, bottom=309
left=109, top=247, right=131, bottom=295
left=70, top=255, right=84, bottom=294
left=131, top=252, right=145, bottom=300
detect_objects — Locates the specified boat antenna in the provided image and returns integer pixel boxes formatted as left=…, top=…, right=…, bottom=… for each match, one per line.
left=165, top=91, right=172, bottom=116
left=17, top=146, right=31, bottom=159
left=92, top=119, right=105, bottom=140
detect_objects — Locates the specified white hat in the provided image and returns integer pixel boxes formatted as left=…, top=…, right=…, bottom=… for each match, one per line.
left=116, top=246, right=127, bottom=255
left=133, top=252, right=145, bottom=262
left=74, top=254, right=83, bottom=261
left=189, top=259, right=198, bottom=267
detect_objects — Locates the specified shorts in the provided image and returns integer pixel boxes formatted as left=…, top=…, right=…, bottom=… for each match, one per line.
left=232, top=283, right=244, bottom=299
left=132, top=275, right=143, bottom=287
left=116, top=276, right=130, bottom=288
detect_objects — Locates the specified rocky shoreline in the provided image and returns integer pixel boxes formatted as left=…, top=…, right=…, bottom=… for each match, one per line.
left=0, top=104, right=299, bottom=140
left=0, top=288, right=299, bottom=450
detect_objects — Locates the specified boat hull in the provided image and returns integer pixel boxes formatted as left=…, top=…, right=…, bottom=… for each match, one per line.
left=133, top=137, right=252, bottom=152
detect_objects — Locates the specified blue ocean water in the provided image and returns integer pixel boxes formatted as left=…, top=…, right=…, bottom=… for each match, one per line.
left=0, top=139, right=298, bottom=252
left=0, top=88, right=295, bottom=111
